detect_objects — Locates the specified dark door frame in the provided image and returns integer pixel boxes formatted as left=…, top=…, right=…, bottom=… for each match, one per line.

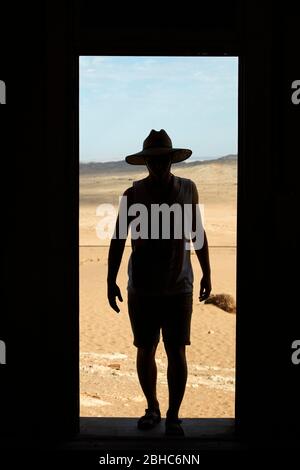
left=45, top=1, right=280, bottom=442
left=75, top=52, right=241, bottom=434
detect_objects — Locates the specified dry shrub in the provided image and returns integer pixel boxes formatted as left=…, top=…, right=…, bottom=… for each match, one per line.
left=204, top=293, right=236, bottom=313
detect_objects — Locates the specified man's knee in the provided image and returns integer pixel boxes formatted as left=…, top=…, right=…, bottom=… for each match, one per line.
left=164, top=343, right=186, bottom=358
left=137, top=343, right=158, bottom=357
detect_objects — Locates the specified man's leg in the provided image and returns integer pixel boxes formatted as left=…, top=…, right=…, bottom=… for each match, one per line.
left=136, top=343, right=160, bottom=411
left=164, top=344, right=188, bottom=420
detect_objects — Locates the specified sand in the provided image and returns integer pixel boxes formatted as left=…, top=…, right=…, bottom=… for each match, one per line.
left=80, top=161, right=237, bottom=418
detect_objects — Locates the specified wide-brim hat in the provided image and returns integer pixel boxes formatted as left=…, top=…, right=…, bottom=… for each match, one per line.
left=125, top=129, right=192, bottom=165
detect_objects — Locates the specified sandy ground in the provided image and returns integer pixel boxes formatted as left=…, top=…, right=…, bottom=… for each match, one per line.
left=80, top=161, right=237, bottom=418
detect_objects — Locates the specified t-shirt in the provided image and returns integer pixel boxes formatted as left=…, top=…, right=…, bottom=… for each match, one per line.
left=127, top=175, right=194, bottom=296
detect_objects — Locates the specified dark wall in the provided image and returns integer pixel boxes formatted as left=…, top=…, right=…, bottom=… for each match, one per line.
left=236, top=4, right=300, bottom=442
left=0, top=3, right=49, bottom=440
left=0, top=2, right=78, bottom=442
left=0, top=0, right=299, bottom=449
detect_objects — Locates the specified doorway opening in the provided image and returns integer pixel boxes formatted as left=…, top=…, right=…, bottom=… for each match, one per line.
left=79, top=56, right=238, bottom=434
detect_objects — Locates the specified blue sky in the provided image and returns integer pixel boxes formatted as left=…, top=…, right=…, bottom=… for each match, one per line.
left=80, top=56, right=238, bottom=162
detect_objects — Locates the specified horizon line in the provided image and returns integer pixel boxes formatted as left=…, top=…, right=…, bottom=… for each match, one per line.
left=80, top=154, right=237, bottom=164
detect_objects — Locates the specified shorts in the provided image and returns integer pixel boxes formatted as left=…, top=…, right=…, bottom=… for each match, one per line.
left=127, top=291, right=193, bottom=348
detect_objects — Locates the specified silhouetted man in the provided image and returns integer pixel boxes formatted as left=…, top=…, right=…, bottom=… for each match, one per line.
left=107, top=129, right=211, bottom=436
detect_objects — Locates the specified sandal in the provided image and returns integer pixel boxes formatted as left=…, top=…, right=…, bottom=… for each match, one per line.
left=165, top=418, right=185, bottom=436
left=137, top=408, right=161, bottom=430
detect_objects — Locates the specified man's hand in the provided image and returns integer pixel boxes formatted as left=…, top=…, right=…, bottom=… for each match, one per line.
left=107, top=281, right=123, bottom=313
left=199, top=275, right=212, bottom=302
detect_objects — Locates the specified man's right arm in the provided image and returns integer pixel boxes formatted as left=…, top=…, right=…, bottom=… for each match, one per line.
left=107, top=187, right=133, bottom=313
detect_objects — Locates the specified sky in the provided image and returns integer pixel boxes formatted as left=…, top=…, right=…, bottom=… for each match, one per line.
left=79, top=56, right=238, bottom=162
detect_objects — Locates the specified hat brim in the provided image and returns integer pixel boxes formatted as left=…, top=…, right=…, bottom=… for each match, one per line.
left=125, top=148, right=192, bottom=165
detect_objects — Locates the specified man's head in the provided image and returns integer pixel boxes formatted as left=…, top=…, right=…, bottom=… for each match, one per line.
left=144, top=154, right=172, bottom=181
left=125, top=129, right=192, bottom=166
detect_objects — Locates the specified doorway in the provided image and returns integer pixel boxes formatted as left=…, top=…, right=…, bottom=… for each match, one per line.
left=79, top=56, right=238, bottom=424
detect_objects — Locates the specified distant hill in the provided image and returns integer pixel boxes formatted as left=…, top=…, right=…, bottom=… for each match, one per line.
left=79, top=154, right=237, bottom=174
